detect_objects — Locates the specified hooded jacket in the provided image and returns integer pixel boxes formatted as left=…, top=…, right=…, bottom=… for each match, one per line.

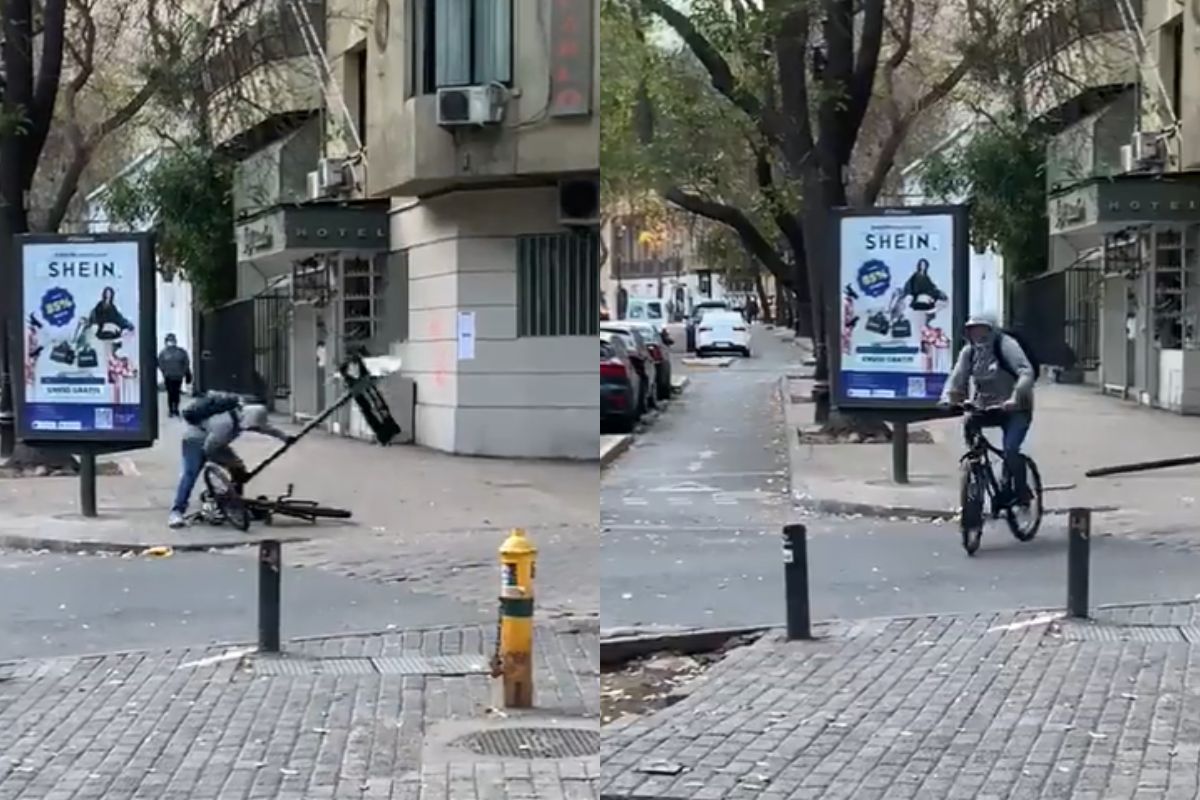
left=940, top=314, right=1036, bottom=410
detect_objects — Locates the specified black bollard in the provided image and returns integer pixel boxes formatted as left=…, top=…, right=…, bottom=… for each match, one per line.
left=258, top=539, right=282, bottom=652
left=783, top=524, right=812, bottom=640
left=1067, top=508, right=1090, bottom=619
left=80, top=451, right=97, bottom=518
left=892, top=422, right=909, bottom=484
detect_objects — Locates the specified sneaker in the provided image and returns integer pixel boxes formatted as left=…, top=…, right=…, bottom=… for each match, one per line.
left=167, top=511, right=186, bottom=529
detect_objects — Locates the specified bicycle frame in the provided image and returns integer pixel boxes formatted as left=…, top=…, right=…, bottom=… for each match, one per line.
left=962, top=422, right=1008, bottom=517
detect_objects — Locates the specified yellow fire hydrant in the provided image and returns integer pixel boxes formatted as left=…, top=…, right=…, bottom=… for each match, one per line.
left=493, top=528, right=537, bottom=708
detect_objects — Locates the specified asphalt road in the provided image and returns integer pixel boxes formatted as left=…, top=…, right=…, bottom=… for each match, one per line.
left=602, top=326, right=1200, bottom=633
left=0, top=548, right=488, bottom=661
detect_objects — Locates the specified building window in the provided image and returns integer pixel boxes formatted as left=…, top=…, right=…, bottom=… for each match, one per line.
left=342, top=255, right=386, bottom=351
left=517, top=232, right=600, bottom=337
left=412, top=0, right=512, bottom=94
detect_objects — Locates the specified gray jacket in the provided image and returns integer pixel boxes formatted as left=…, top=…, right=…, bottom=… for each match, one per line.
left=941, top=331, right=1036, bottom=411
left=183, top=405, right=288, bottom=457
left=157, top=346, right=191, bottom=380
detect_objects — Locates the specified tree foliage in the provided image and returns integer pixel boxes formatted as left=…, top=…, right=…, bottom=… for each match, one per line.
left=103, top=145, right=238, bottom=308
left=921, top=123, right=1049, bottom=279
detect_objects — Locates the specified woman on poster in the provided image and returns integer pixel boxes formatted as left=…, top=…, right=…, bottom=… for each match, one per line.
left=87, top=286, right=136, bottom=404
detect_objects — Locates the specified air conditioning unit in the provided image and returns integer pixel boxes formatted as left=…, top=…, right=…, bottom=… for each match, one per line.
left=1119, top=144, right=1135, bottom=173
left=558, top=178, right=600, bottom=227
left=436, top=85, right=506, bottom=127
left=1132, top=131, right=1165, bottom=166
left=317, top=157, right=350, bottom=193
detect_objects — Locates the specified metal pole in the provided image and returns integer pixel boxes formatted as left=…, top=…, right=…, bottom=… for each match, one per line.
left=783, top=524, right=812, bottom=640
left=258, top=539, right=282, bottom=653
left=1067, top=508, right=1091, bottom=619
left=892, top=422, right=909, bottom=484
left=80, top=451, right=97, bottom=518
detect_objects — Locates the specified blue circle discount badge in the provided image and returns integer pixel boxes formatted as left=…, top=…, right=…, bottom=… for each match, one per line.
left=40, top=287, right=76, bottom=327
left=856, top=260, right=891, bottom=298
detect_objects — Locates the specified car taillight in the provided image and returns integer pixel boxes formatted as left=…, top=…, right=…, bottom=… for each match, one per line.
left=600, top=361, right=627, bottom=380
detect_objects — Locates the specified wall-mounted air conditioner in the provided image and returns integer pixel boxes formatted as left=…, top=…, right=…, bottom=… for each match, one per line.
left=317, top=157, right=350, bottom=193
left=436, top=85, right=506, bottom=127
left=1132, top=131, right=1165, bottom=167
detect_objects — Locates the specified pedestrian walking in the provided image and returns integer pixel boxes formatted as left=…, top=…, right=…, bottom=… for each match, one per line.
left=157, top=334, right=192, bottom=417
left=746, top=295, right=759, bottom=324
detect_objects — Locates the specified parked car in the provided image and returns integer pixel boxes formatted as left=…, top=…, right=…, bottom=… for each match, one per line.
left=626, top=298, right=667, bottom=332
left=607, top=320, right=672, bottom=401
left=601, top=324, right=658, bottom=412
left=601, top=333, right=640, bottom=433
left=686, top=300, right=731, bottom=352
left=695, top=310, right=752, bottom=357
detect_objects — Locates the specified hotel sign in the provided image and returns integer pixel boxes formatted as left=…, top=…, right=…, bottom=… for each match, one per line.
left=235, top=203, right=390, bottom=260
left=1049, top=177, right=1200, bottom=235
left=549, top=0, right=593, bottom=117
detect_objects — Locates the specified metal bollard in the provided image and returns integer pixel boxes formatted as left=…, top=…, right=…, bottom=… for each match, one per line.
left=258, top=539, right=282, bottom=653
left=495, top=529, right=537, bottom=708
left=80, top=451, right=97, bottom=518
left=1067, top=508, right=1090, bottom=619
left=783, top=524, right=812, bottom=640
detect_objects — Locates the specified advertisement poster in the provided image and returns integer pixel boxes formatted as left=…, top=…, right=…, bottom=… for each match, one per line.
left=22, top=240, right=142, bottom=434
left=839, top=213, right=955, bottom=402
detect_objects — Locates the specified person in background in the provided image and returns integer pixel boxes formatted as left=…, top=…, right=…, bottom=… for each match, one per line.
left=745, top=295, right=759, bottom=324
left=157, top=334, right=192, bottom=417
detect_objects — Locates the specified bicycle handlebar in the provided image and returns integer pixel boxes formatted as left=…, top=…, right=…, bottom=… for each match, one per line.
left=942, top=401, right=1008, bottom=414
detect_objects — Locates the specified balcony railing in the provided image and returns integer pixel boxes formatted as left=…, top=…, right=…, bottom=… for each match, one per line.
left=1020, top=0, right=1141, bottom=68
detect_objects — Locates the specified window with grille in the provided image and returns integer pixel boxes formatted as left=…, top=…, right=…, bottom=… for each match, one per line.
left=517, top=232, right=600, bottom=337
left=342, top=255, right=386, bottom=351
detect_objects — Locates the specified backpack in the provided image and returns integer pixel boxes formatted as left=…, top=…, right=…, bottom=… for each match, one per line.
left=182, top=393, right=242, bottom=427
left=990, top=329, right=1041, bottom=381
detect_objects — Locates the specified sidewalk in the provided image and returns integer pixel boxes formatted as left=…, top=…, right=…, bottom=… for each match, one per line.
left=602, top=600, right=1200, bottom=799
left=0, top=620, right=599, bottom=799
left=0, top=410, right=599, bottom=618
left=786, top=377, right=1200, bottom=541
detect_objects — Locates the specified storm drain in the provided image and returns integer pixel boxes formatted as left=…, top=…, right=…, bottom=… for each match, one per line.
left=452, top=727, right=599, bottom=759
left=1057, top=623, right=1189, bottom=643
left=251, top=654, right=491, bottom=676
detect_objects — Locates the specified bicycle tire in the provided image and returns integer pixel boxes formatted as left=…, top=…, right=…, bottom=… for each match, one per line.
left=202, top=465, right=251, bottom=531
left=273, top=500, right=352, bottom=521
left=1004, top=455, right=1044, bottom=542
left=959, top=460, right=984, bottom=556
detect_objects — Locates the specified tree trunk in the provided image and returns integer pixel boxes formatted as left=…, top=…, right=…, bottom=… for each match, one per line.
left=0, top=131, right=28, bottom=458
left=753, top=272, right=771, bottom=327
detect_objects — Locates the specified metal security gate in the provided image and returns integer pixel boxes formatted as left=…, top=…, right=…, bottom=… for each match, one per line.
left=197, top=292, right=291, bottom=408
left=1010, top=264, right=1100, bottom=370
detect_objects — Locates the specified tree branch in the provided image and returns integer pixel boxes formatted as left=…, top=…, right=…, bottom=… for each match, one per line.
left=25, top=0, right=68, bottom=185
left=848, top=0, right=886, bottom=139
left=770, top=4, right=814, bottom=175
left=663, top=186, right=791, bottom=288
left=642, top=0, right=783, bottom=144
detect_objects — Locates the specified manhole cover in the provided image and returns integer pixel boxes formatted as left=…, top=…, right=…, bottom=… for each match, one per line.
left=453, top=727, right=599, bottom=759
left=1058, top=624, right=1187, bottom=643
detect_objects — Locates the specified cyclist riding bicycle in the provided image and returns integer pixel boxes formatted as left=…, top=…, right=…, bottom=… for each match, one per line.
left=168, top=399, right=292, bottom=528
left=938, top=313, right=1037, bottom=523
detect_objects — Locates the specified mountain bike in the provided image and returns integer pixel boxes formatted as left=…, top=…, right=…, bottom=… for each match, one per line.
left=196, top=463, right=352, bottom=531
left=954, top=402, right=1044, bottom=555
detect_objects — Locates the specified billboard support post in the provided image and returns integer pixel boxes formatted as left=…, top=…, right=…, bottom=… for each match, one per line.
left=829, top=205, right=970, bottom=442
left=11, top=233, right=159, bottom=517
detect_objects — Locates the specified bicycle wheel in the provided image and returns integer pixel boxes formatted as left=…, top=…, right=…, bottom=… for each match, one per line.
left=273, top=499, right=353, bottom=521
left=202, top=465, right=251, bottom=532
left=959, top=461, right=985, bottom=556
left=1004, top=455, right=1044, bottom=542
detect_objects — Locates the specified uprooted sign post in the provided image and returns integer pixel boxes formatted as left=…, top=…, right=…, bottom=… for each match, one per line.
left=12, top=233, right=159, bottom=516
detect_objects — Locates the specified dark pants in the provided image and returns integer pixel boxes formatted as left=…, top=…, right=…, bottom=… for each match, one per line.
left=165, top=377, right=184, bottom=416
left=965, top=409, right=1032, bottom=504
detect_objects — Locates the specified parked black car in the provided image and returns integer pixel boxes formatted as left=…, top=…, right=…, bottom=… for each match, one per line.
left=601, top=333, right=640, bottom=433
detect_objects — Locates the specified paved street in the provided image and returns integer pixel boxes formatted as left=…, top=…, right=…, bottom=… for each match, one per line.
left=603, top=327, right=1200, bottom=634
left=602, top=601, right=1200, bottom=800
left=0, top=549, right=490, bottom=661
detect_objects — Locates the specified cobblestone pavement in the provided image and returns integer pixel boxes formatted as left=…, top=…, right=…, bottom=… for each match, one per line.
left=602, top=601, right=1200, bottom=800
left=0, top=622, right=599, bottom=800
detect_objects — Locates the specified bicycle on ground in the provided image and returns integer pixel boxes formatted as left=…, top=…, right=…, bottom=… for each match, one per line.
left=195, top=462, right=352, bottom=532
left=952, top=401, right=1044, bottom=555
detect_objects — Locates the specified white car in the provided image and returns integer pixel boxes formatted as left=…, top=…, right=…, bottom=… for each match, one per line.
left=695, top=310, right=751, bottom=357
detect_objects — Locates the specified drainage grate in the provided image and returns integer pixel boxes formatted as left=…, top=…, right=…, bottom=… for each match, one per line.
left=251, top=654, right=491, bottom=677
left=452, top=727, right=599, bottom=759
left=1058, top=624, right=1188, bottom=643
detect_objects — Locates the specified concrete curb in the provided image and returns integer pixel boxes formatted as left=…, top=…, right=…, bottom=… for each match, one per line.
left=600, top=435, right=634, bottom=469
left=0, top=531, right=310, bottom=555
left=681, top=357, right=735, bottom=368
left=600, top=625, right=771, bottom=668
